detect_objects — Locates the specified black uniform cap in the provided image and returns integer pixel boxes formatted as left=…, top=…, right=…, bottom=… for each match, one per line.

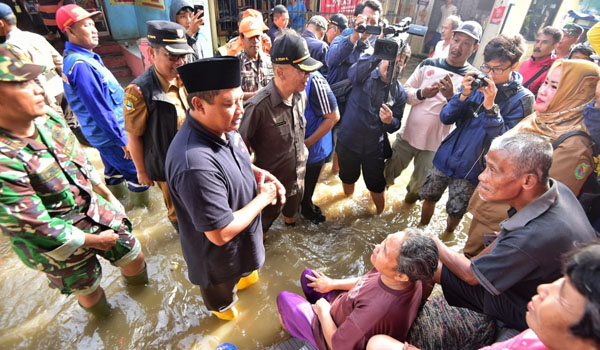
left=329, top=14, right=348, bottom=30
left=177, top=57, right=242, bottom=93
left=270, top=34, right=322, bottom=72
left=147, top=20, right=194, bottom=55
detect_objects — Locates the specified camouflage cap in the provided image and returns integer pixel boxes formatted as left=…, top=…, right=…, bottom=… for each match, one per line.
left=0, top=43, right=45, bottom=82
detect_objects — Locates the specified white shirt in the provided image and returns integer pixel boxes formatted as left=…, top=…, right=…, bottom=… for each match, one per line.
left=432, top=40, right=450, bottom=59
left=436, top=4, right=458, bottom=32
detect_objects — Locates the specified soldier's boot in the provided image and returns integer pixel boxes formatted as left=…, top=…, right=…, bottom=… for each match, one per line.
left=236, top=270, right=259, bottom=291
left=122, top=262, right=148, bottom=285
left=129, top=189, right=150, bottom=207
left=107, top=182, right=128, bottom=200
left=79, top=292, right=111, bottom=318
left=212, top=306, right=239, bottom=321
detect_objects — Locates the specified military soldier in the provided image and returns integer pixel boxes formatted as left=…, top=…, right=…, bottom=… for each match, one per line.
left=0, top=43, right=147, bottom=317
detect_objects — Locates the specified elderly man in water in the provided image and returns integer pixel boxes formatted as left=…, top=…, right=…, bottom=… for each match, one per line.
left=422, top=133, right=598, bottom=340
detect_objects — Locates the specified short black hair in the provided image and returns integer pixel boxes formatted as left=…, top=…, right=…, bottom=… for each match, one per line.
left=272, top=4, right=288, bottom=17
left=569, top=44, right=595, bottom=60
left=354, top=0, right=382, bottom=17
left=483, top=34, right=526, bottom=65
left=540, top=26, right=563, bottom=44
left=396, top=228, right=439, bottom=282
left=187, top=90, right=220, bottom=109
left=563, top=241, right=600, bottom=347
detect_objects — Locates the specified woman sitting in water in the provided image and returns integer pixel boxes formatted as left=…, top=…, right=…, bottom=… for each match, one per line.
left=276, top=228, right=438, bottom=350
left=367, top=241, right=600, bottom=350
left=463, top=59, right=600, bottom=258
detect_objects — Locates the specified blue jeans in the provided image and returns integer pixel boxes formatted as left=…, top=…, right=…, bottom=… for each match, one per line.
left=96, top=144, right=148, bottom=193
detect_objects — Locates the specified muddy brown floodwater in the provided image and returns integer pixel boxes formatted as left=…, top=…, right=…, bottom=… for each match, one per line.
left=0, top=133, right=469, bottom=350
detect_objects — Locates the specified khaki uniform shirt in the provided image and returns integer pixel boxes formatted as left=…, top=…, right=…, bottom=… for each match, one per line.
left=123, top=67, right=188, bottom=136
left=239, top=80, right=308, bottom=196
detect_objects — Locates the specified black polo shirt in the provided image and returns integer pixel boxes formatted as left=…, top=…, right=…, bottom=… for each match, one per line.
left=165, top=114, right=264, bottom=288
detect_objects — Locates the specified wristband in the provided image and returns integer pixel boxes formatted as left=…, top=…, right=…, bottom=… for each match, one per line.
left=416, top=89, right=425, bottom=100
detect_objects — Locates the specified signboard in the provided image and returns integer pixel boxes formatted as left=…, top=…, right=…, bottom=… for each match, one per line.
left=320, top=0, right=360, bottom=14
left=490, top=6, right=506, bottom=25
left=108, top=0, right=165, bottom=10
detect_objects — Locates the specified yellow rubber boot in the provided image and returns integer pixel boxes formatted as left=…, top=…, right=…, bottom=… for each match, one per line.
left=212, top=306, right=239, bottom=321
left=236, top=270, right=259, bottom=291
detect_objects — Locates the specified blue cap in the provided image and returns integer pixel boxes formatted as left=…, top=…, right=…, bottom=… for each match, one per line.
left=0, top=3, right=13, bottom=19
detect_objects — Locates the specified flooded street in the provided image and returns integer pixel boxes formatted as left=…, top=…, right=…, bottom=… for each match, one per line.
left=0, top=144, right=469, bottom=349
left=0, top=60, right=470, bottom=349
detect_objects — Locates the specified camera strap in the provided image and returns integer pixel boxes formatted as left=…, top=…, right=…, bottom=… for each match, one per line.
left=523, top=65, right=549, bottom=89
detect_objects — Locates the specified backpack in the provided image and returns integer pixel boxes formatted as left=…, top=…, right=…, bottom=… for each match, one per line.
left=552, top=130, right=600, bottom=230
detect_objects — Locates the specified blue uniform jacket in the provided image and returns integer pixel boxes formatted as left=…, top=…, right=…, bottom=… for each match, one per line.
left=302, top=30, right=329, bottom=77
left=325, top=28, right=374, bottom=85
left=62, top=42, right=127, bottom=148
left=433, top=72, right=534, bottom=184
left=584, top=101, right=600, bottom=147
left=337, top=54, right=407, bottom=156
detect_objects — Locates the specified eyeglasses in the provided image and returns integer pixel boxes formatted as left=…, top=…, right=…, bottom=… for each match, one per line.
left=480, top=63, right=512, bottom=74
left=162, top=49, right=187, bottom=62
left=293, top=65, right=310, bottom=76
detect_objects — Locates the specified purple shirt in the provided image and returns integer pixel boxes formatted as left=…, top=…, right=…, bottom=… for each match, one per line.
left=312, top=268, right=423, bottom=350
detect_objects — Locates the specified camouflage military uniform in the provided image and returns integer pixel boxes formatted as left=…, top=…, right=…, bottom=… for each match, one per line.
left=236, top=50, right=274, bottom=93
left=0, top=109, right=141, bottom=295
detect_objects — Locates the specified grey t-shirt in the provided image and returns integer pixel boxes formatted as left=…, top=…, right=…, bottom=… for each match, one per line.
left=471, top=179, right=598, bottom=313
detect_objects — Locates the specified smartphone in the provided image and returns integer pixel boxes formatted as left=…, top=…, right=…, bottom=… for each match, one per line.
left=194, top=4, right=204, bottom=17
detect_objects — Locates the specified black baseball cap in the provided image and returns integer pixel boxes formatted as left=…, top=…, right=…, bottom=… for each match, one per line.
left=270, top=34, right=322, bottom=72
left=328, top=13, right=348, bottom=30
left=147, top=20, right=194, bottom=55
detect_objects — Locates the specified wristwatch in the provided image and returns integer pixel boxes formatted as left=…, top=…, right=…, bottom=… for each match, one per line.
left=485, top=104, right=499, bottom=116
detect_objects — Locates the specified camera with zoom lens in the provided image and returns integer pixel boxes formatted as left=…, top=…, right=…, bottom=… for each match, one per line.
left=471, top=73, right=489, bottom=90
left=372, top=18, right=427, bottom=61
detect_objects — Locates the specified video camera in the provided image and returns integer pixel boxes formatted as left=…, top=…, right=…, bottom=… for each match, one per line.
left=360, top=18, right=426, bottom=107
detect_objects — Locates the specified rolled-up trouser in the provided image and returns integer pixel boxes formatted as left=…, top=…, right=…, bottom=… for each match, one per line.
left=96, top=144, right=149, bottom=193
left=419, top=166, right=478, bottom=219
left=44, top=225, right=142, bottom=295
left=383, top=135, right=435, bottom=198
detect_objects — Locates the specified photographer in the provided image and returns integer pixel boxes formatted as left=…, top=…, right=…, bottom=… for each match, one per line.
left=325, top=0, right=382, bottom=85
left=336, top=42, right=409, bottom=214
left=419, top=34, right=534, bottom=234
left=383, top=21, right=480, bottom=204
left=169, top=0, right=206, bottom=60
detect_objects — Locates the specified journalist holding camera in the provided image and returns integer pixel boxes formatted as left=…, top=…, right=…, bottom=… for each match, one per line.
left=418, top=34, right=535, bottom=234
left=325, top=0, right=382, bottom=85
left=335, top=41, right=410, bottom=215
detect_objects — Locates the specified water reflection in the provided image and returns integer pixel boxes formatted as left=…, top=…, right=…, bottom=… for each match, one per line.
left=0, top=145, right=470, bottom=349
